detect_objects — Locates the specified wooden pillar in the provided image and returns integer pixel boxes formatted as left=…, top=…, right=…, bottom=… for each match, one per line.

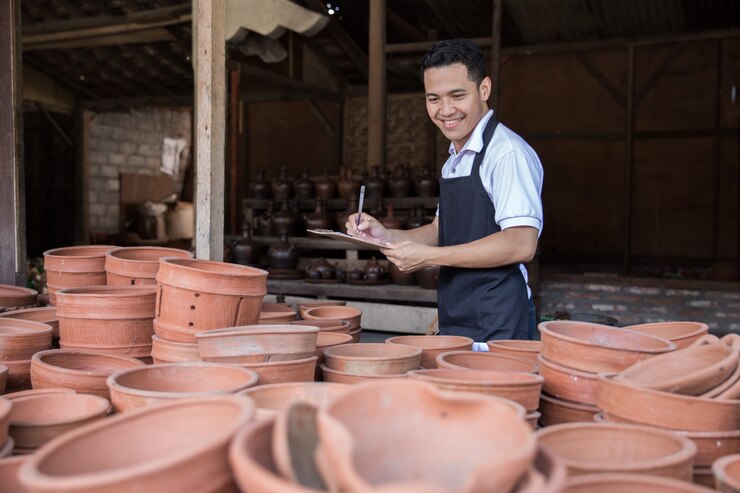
left=0, top=0, right=26, bottom=285
left=367, top=0, right=386, bottom=171
left=74, top=107, right=91, bottom=245
left=193, top=0, right=225, bottom=260
left=490, top=0, right=503, bottom=111
left=622, top=45, right=635, bottom=275
left=229, top=65, right=240, bottom=235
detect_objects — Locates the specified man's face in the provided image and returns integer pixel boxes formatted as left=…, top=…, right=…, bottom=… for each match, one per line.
left=423, top=63, right=491, bottom=153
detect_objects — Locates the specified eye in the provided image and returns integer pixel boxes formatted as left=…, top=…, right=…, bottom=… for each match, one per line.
left=427, top=97, right=439, bottom=103
left=453, top=94, right=465, bottom=100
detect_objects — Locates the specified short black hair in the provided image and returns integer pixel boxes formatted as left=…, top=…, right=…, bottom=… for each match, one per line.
left=419, top=38, right=487, bottom=86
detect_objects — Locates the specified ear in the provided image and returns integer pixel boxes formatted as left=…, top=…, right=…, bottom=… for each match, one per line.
left=479, top=76, right=492, bottom=101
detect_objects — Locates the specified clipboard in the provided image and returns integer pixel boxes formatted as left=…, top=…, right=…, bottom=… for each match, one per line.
left=307, top=229, right=394, bottom=250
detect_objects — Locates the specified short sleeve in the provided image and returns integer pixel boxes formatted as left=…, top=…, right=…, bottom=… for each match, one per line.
left=485, top=150, right=543, bottom=233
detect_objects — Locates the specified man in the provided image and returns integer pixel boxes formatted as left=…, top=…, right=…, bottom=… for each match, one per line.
left=347, top=38, right=543, bottom=344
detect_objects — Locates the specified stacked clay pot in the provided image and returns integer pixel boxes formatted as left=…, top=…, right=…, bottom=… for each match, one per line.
left=237, top=381, right=347, bottom=420
left=258, top=302, right=298, bottom=324
left=43, top=245, right=115, bottom=305
left=0, top=307, right=60, bottom=348
left=301, top=305, right=362, bottom=343
left=0, top=397, right=11, bottom=458
left=385, top=335, right=473, bottom=369
left=0, top=285, right=38, bottom=313
left=0, top=319, right=53, bottom=392
left=105, top=246, right=193, bottom=286
left=321, top=343, right=421, bottom=384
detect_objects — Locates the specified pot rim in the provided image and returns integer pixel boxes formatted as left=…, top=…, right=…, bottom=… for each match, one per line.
left=8, top=393, right=110, bottom=427
left=323, top=342, right=422, bottom=361
left=320, top=364, right=409, bottom=379
left=539, top=320, right=676, bottom=354
left=407, top=368, right=544, bottom=387
left=239, top=355, right=318, bottom=369
left=0, top=307, right=57, bottom=324
left=487, top=339, right=542, bottom=352
left=0, top=285, right=39, bottom=298
left=594, top=412, right=740, bottom=438
left=436, top=350, right=539, bottom=373
left=195, top=324, right=320, bottom=340
left=540, top=392, right=599, bottom=412
left=54, top=285, right=157, bottom=298
left=43, top=245, right=117, bottom=260
left=563, top=472, right=718, bottom=491
left=151, top=335, right=198, bottom=348
left=0, top=318, right=53, bottom=337
left=623, top=321, right=709, bottom=341
left=302, top=306, right=362, bottom=319
left=386, top=335, right=474, bottom=348
left=712, top=453, right=740, bottom=490
left=537, top=353, right=598, bottom=379
left=32, top=349, right=146, bottom=377
left=106, top=246, right=194, bottom=264
left=158, top=256, right=268, bottom=279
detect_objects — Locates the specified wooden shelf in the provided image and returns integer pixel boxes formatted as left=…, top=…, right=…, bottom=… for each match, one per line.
left=267, top=279, right=437, bottom=304
left=243, top=196, right=439, bottom=211
left=224, top=234, right=378, bottom=251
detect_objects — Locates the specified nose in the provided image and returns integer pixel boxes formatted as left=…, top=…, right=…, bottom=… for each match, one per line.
left=439, top=98, right=455, bottom=117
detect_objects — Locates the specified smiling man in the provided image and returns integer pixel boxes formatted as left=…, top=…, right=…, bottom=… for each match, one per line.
left=346, top=38, right=544, bottom=344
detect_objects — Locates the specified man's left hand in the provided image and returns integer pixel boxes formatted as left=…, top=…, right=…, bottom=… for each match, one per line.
left=381, top=241, right=436, bottom=272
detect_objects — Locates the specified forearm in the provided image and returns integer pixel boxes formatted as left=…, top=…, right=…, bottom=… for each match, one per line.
left=429, top=227, right=537, bottom=269
left=385, top=222, right=438, bottom=246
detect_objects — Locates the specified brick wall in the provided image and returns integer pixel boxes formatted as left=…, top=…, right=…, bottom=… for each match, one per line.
left=88, top=107, right=192, bottom=233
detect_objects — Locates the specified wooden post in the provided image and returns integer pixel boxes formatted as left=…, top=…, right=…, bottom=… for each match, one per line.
left=622, top=45, right=635, bottom=275
left=74, top=107, right=91, bottom=245
left=367, top=0, right=386, bottom=172
left=193, top=0, right=226, bottom=260
left=490, top=0, right=503, bottom=111
left=0, top=0, right=26, bottom=286
left=229, top=65, right=240, bottom=236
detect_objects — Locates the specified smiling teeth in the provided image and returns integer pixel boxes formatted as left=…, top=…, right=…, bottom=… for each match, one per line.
left=442, top=118, right=461, bottom=127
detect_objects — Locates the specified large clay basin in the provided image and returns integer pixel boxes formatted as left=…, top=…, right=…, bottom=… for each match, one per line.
left=31, top=350, right=145, bottom=399
left=43, top=245, right=115, bottom=304
left=385, top=335, right=473, bottom=369
left=436, top=350, right=539, bottom=373
left=515, top=445, right=568, bottom=493
left=0, top=307, right=59, bottom=341
left=282, top=319, right=352, bottom=335
left=535, top=422, right=696, bottom=480
left=486, top=339, right=541, bottom=363
left=258, top=303, right=297, bottom=324
left=4, top=359, right=32, bottom=392
left=315, top=332, right=353, bottom=366
left=539, top=393, right=598, bottom=426
left=18, top=396, right=254, bottom=493
left=407, top=368, right=543, bottom=412
left=3, top=388, right=75, bottom=400
left=539, top=320, right=676, bottom=372
left=151, top=335, right=200, bottom=364
left=296, top=300, right=346, bottom=320
left=8, top=393, right=110, bottom=450
left=316, top=379, right=536, bottom=493
left=323, top=343, right=421, bottom=375
left=107, top=362, right=259, bottom=412
left=237, top=382, right=348, bottom=420
left=0, top=455, right=29, bottom=493
left=238, top=356, right=318, bottom=385
left=321, top=365, right=409, bottom=385
left=196, top=324, right=319, bottom=363
left=0, top=397, right=10, bottom=448
left=623, top=321, right=709, bottom=349
left=538, top=354, right=598, bottom=405
left=105, top=246, right=193, bottom=286
left=713, top=454, right=740, bottom=493
left=301, top=306, right=361, bottom=330
left=562, top=473, right=717, bottom=492
left=0, top=319, right=53, bottom=361
left=0, top=285, right=38, bottom=313
left=57, top=341, right=152, bottom=363
left=596, top=373, right=740, bottom=431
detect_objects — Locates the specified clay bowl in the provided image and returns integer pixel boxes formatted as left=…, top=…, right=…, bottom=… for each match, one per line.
left=0, top=284, right=38, bottom=313
left=539, top=393, right=599, bottom=426
left=57, top=341, right=153, bottom=363
left=301, top=306, right=361, bottom=330
left=538, top=353, right=598, bottom=405
left=107, top=362, right=259, bottom=412
left=150, top=335, right=200, bottom=364
left=323, top=343, right=422, bottom=375
left=316, top=379, right=536, bottom=493
left=515, top=445, right=569, bottom=493
left=349, top=328, right=361, bottom=343
left=407, top=368, right=544, bottom=412
left=0, top=436, right=13, bottom=458
left=526, top=411, right=541, bottom=430
left=321, top=365, right=409, bottom=384
left=18, top=396, right=254, bottom=493
left=615, top=335, right=739, bottom=395
left=315, top=332, right=353, bottom=363
left=8, top=393, right=110, bottom=450
left=0, top=307, right=59, bottom=340
left=237, top=382, right=348, bottom=420
left=196, top=324, right=319, bottom=364
left=0, top=397, right=10, bottom=447
left=237, top=356, right=318, bottom=385
left=4, top=359, right=32, bottom=392
left=561, top=473, right=718, bottom=493
left=436, top=350, right=539, bottom=374
left=596, top=373, right=740, bottom=432
left=713, top=454, right=740, bottom=492
left=0, top=318, right=53, bottom=361
left=296, top=300, right=346, bottom=320
left=535, top=422, right=696, bottom=480
left=258, top=302, right=298, bottom=324
left=105, top=246, right=193, bottom=286
left=539, top=320, right=676, bottom=373
left=0, top=455, right=29, bottom=493
left=280, top=319, right=352, bottom=335
left=385, top=335, right=473, bottom=369
left=43, top=245, right=115, bottom=304
left=30, top=350, right=146, bottom=400
left=694, top=467, right=716, bottom=488
left=0, top=364, right=6, bottom=394
left=487, top=339, right=542, bottom=363
left=623, top=321, right=709, bottom=349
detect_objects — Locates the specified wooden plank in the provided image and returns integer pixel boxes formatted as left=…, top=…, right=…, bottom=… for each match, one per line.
left=194, top=0, right=225, bottom=260
left=367, top=0, right=386, bottom=171
left=623, top=45, right=635, bottom=274
left=23, top=27, right=175, bottom=51
left=267, top=279, right=437, bottom=304
left=304, top=0, right=368, bottom=77
left=490, top=0, right=502, bottom=111
left=229, top=66, right=240, bottom=236
left=574, top=52, right=626, bottom=109
left=82, top=94, right=193, bottom=110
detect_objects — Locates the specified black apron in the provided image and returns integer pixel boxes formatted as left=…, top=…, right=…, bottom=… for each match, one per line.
left=437, top=115, right=529, bottom=342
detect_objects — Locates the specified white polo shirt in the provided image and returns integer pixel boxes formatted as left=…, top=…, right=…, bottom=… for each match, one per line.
left=436, top=109, right=544, bottom=298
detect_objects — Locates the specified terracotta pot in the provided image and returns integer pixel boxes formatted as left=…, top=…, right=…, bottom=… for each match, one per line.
left=301, top=306, right=361, bottom=330
left=535, top=422, right=696, bottom=480
left=713, top=453, right=740, bottom=492
left=18, top=396, right=254, bottom=493
left=321, top=365, right=409, bottom=384
left=0, top=397, right=10, bottom=448
left=237, top=356, right=318, bottom=385
left=0, top=436, right=13, bottom=458
left=8, top=393, right=110, bottom=450
left=296, top=301, right=347, bottom=319
left=407, top=368, right=543, bottom=412
left=196, top=324, right=318, bottom=364
left=538, top=353, right=598, bottom=404
left=4, top=359, right=32, bottom=392
left=436, top=350, right=539, bottom=373
left=31, top=350, right=145, bottom=400
left=105, top=247, right=193, bottom=286
left=0, top=455, right=29, bottom=493
left=0, top=318, right=53, bottom=360
left=315, top=332, right=353, bottom=362
left=0, top=285, right=38, bottom=313
left=107, top=362, right=259, bottom=412
left=539, top=320, right=676, bottom=373
left=415, top=266, right=440, bottom=289
left=3, top=388, right=75, bottom=400
left=57, top=341, right=152, bottom=362
left=0, top=364, right=6, bottom=394
left=539, top=393, right=599, bottom=426
left=385, top=335, right=473, bottom=369
left=43, top=245, right=115, bottom=304
left=323, top=343, right=421, bottom=375
left=624, top=321, right=709, bottom=349
left=150, top=335, right=200, bottom=364
left=281, top=318, right=352, bottom=335
left=0, top=307, right=59, bottom=342
left=562, top=473, right=717, bottom=492
left=258, top=302, right=297, bottom=324
left=516, top=445, right=569, bottom=493
left=596, top=373, right=740, bottom=432
left=237, top=382, right=347, bottom=420
left=487, top=339, right=542, bottom=363
left=316, top=379, right=536, bottom=493
left=154, top=258, right=267, bottom=343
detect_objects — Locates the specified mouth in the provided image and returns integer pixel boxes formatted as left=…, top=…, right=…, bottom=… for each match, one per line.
left=439, top=117, right=463, bottom=129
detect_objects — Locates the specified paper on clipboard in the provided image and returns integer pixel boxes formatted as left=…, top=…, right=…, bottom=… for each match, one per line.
left=307, top=229, right=395, bottom=250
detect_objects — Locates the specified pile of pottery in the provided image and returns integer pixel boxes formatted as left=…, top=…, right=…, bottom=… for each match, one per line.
left=0, top=307, right=60, bottom=348
left=0, top=318, right=52, bottom=392
left=0, top=284, right=38, bottom=313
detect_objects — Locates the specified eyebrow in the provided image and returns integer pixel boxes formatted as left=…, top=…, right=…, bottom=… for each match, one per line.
left=426, top=88, right=468, bottom=97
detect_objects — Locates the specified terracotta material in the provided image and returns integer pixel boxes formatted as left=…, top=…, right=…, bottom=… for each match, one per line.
left=487, top=339, right=542, bottom=363
left=18, top=396, right=254, bottom=493
left=624, top=321, right=709, bottom=349
left=315, top=332, right=353, bottom=363
left=0, top=318, right=53, bottom=360
left=150, top=335, right=200, bottom=364
left=316, top=379, right=536, bottom=493
left=562, top=473, right=718, bottom=493
left=57, top=341, right=152, bottom=362
left=301, top=306, right=361, bottom=330
left=0, top=307, right=59, bottom=341
left=538, top=353, right=598, bottom=404
left=282, top=318, right=352, bottom=335
left=349, top=328, right=362, bottom=343
left=4, top=359, right=32, bottom=392
left=258, top=302, right=297, bottom=324
left=385, top=335, right=473, bottom=369
left=713, top=454, right=740, bottom=493
left=238, top=356, right=318, bottom=385
left=0, top=363, right=6, bottom=394
left=105, top=246, right=193, bottom=286
left=154, top=257, right=268, bottom=343
left=408, top=368, right=543, bottom=412
left=43, top=245, right=115, bottom=304
left=3, top=388, right=75, bottom=400
left=535, top=422, right=696, bottom=480
left=539, top=320, right=676, bottom=373
left=515, top=445, right=569, bottom=493
left=596, top=373, right=740, bottom=432
left=0, top=397, right=10, bottom=448
left=31, top=349, right=145, bottom=400
left=323, top=343, right=421, bottom=375
left=0, top=285, right=38, bottom=313
left=539, top=393, right=599, bottom=426
left=436, top=350, right=539, bottom=373
left=107, top=362, right=259, bottom=412
left=8, top=393, right=110, bottom=450
left=0, top=455, right=30, bottom=493
left=321, top=365, right=409, bottom=384
left=295, top=301, right=346, bottom=319
left=694, top=467, right=716, bottom=488
left=238, top=382, right=347, bottom=420
left=526, top=411, right=541, bottom=430
left=0, top=436, right=14, bottom=458
left=196, top=324, right=319, bottom=364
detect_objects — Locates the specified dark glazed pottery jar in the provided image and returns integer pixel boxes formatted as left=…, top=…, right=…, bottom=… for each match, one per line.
left=416, top=266, right=440, bottom=289
left=389, top=165, right=414, bottom=198
left=364, top=166, right=387, bottom=200
left=267, top=234, right=299, bottom=270
left=316, top=170, right=337, bottom=200
left=337, top=197, right=358, bottom=234
left=271, top=200, right=298, bottom=237
left=416, top=165, right=440, bottom=197
left=404, top=205, right=430, bottom=230
left=271, top=166, right=293, bottom=201
left=232, top=221, right=261, bottom=266
left=305, top=199, right=335, bottom=231
left=337, top=166, right=360, bottom=200
left=294, top=168, right=315, bottom=200
left=305, top=258, right=336, bottom=280
left=380, top=204, right=403, bottom=230
left=363, top=256, right=385, bottom=281
left=248, top=169, right=271, bottom=199
left=389, top=263, right=417, bottom=286
left=256, top=203, right=274, bottom=237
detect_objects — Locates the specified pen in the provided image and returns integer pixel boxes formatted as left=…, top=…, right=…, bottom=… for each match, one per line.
left=355, top=185, right=365, bottom=230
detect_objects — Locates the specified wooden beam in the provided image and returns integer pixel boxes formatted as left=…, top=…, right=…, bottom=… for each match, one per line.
left=35, top=103, right=73, bottom=147
left=81, top=94, right=193, bottom=110
left=574, top=52, right=626, bottom=109
left=386, top=5, right=425, bottom=42
left=490, top=0, right=502, bottom=111
left=23, top=27, right=175, bottom=51
left=229, top=66, right=240, bottom=236
left=307, top=99, right=335, bottom=138
left=367, top=0, right=386, bottom=171
left=237, top=62, right=340, bottom=100
left=194, top=0, right=226, bottom=261
left=633, top=43, right=685, bottom=107
left=304, top=0, right=368, bottom=77
left=0, top=0, right=26, bottom=285
left=623, top=45, right=635, bottom=275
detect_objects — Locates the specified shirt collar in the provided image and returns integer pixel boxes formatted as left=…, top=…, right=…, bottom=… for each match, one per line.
left=448, top=109, right=494, bottom=157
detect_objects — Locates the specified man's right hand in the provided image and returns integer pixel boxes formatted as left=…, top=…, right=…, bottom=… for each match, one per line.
left=346, top=213, right=389, bottom=242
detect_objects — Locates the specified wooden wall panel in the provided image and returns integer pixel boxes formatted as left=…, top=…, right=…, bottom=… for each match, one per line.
left=717, top=137, right=739, bottom=258
left=720, top=38, right=740, bottom=128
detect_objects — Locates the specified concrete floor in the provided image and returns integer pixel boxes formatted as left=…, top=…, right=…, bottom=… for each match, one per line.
left=358, top=329, right=405, bottom=343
